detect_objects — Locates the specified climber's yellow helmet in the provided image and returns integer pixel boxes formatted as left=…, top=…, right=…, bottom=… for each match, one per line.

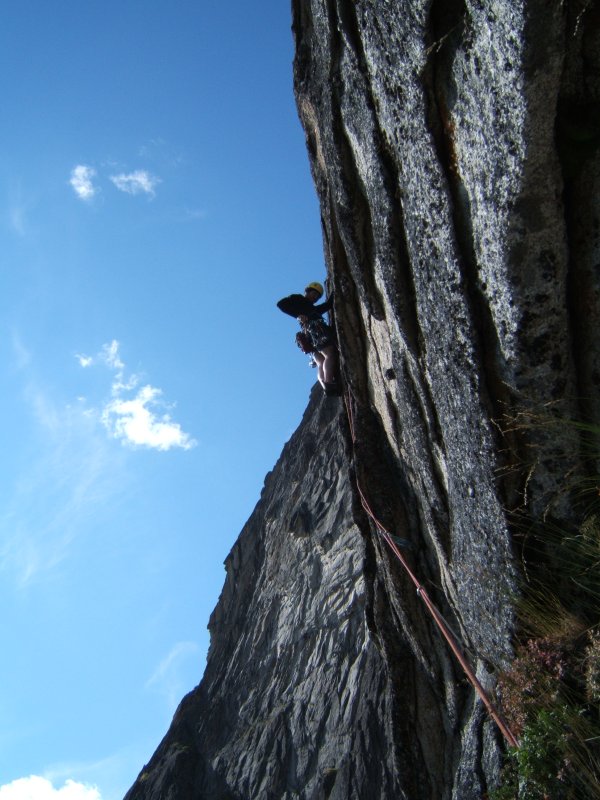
left=305, top=282, right=324, bottom=298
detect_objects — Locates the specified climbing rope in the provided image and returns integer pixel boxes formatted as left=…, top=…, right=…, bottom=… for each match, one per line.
left=342, top=390, right=519, bottom=749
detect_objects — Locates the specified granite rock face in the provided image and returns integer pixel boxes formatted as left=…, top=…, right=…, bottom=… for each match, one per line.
left=125, top=391, right=419, bottom=799
left=125, top=2, right=599, bottom=798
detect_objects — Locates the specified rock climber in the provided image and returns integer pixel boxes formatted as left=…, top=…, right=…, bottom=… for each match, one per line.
left=277, top=281, right=341, bottom=396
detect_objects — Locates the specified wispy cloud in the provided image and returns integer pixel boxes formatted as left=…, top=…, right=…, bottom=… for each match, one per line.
left=109, top=170, right=160, bottom=197
left=69, top=165, right=97, bottom=201
left=138, top=138, right=184, bottom=168
left=146, top=641, right=199, bottom=688
left=76, top=340, right=195, bottom=451
left=11, top=330, right=32, bottom=370
left=9, top=205, right=27, bottom=235
left=7, top=182, right=33, bottom=236
left=0, top=390, right=126, bottom=587
left=76, top=341, right=123, bottom=370
left=1, top=339, right=194, bottom=588
left=0, top=776, right=101, bottom=800
left=146, top=641, right=199, bottom=711
left=183, top=207, right=207, bottom=221
left=100, top=340, right=124, bottom=370
left=1, top=333, right=133, bottom=586
left=138, top=137, right=166, bottom=159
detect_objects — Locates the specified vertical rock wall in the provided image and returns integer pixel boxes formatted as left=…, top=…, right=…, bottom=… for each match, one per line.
left=292, top=0, right=598, bottom=721
left=293, top=0, right=598, bottom=499
left=125, top=2, right=599, bottom=798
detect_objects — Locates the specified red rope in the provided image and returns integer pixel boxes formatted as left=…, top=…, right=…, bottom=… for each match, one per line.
left=343, top=390, right=519, bottom=749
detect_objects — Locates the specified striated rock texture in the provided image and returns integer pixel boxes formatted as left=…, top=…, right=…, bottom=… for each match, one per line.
left=125, top=390, right=423, bottom=799
left=125, top=2, right=599, bottom=799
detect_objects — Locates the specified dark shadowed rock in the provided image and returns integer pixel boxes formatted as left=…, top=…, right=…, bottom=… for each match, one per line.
left=125, top=2, right=599, bottom=798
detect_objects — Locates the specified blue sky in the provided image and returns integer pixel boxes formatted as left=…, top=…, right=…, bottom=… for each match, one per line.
left=1, top=3, right=324, bottom=798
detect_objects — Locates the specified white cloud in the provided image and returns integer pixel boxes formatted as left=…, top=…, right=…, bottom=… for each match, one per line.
left=0, top=776, right=101, bottom=800
left=2, top=337, right=194, bottom=588
left=78, top=340, right=195, bottom=452
left=102, top=385, right=195, bottom=451
left=69, top=166, right=97, bottom=201
left=42, top=748, right=140, bottom=800
left=109, top=170, right=160, bottom=197
left=99, top=340, right=124, bottom=371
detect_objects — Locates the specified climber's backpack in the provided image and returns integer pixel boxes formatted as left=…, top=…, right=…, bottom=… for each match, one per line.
left=276, top=294, right=315, bottom=318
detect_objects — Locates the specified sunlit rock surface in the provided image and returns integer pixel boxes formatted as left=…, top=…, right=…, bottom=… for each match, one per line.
left=125, top=390, right=416, bottom=798
left=125, top=2, right=599, bottom=798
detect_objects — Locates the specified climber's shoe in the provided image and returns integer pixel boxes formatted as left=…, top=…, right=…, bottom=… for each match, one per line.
left=323, top=381, right=343, bottom=397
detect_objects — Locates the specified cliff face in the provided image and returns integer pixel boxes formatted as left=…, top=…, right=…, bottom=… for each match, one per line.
left=125, top=2, right=599, bottom=799
left=125, top=386, right=499, bottom=800
left=125, top=390, right=421, bottom=799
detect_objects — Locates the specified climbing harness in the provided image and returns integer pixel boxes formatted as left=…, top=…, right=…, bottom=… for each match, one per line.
left=296, top=330, right=316, bottom=354
left=305, top=317, right=336, bottom=351
left=342, top=390, right=519, bottom=750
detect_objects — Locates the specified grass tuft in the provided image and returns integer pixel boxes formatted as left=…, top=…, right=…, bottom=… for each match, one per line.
left=489, top=415, right=600, bottom=798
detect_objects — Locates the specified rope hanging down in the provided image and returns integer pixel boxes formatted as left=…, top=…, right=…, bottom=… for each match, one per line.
left=342, top=391, right=519, bottom=750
